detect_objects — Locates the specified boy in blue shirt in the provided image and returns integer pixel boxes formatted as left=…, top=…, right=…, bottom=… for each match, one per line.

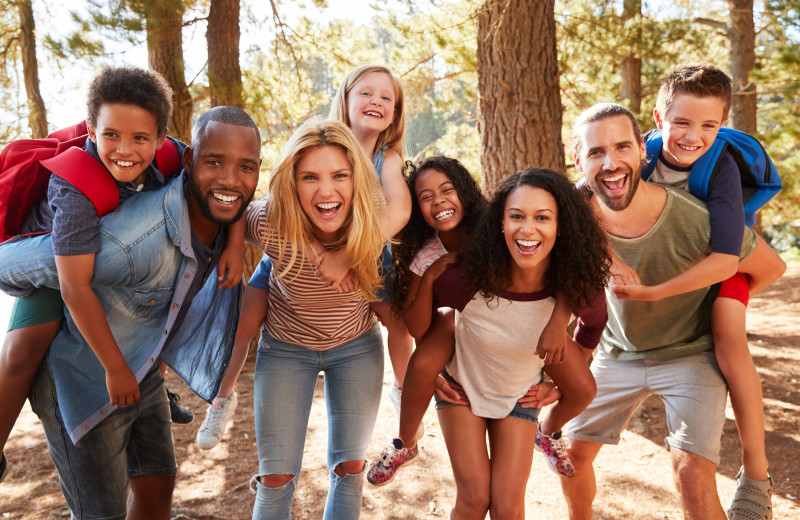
left=0, top=67, right=245, bottom=482
left=611, top=63, right=781, bottom=520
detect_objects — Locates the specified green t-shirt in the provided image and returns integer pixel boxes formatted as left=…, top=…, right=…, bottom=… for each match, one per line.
left=601, top=187, right=757, bottom=360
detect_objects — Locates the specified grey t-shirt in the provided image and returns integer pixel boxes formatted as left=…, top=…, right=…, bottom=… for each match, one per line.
left=601, top=187, right=756, bottom=360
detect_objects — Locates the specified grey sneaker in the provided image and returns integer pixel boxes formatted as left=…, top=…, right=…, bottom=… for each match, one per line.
left=728, top=467, right=773, bottom=520
left=196, top=392, right=238, bottom=450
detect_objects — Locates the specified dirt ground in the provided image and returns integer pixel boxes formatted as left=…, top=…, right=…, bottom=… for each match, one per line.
left=1, top=268, right=798, bottom=519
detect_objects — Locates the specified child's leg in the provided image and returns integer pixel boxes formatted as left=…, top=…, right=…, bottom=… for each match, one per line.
left=540, top=338, right=597, bottom=435
left=0, top=320, right=60, bottom=453
left=438, top=405, right=491, bottom=519
left=712, top=296, right=769, bottom=480
left=370, top=301, right=413, bottom=386
left=398, top=310, right=455, bottom=446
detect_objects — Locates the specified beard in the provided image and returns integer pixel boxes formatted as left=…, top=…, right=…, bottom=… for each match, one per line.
left=189, top=177, right=254, bottom=225
left=587, top=159, right=647, bottom=212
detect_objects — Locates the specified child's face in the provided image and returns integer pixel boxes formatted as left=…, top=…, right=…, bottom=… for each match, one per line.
left=415, top=168, right=464, bottom=235
left=654, top=93, right=727, bottom=168
left=87, top=103, right=166, bottom=185
left=294, top=145, right=355, bottom=243
left=346, top=72, right=396, bottom=140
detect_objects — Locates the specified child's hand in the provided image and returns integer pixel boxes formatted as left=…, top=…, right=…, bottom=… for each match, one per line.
left=536, top=323, right=567, bottom=365
left=610, top=255, right=641, bottom=286
left=314, top=249, right=356, bottom=293
left=611, top=283, right=660, bottom=301
left=217, top=248, right=244, bottom=289
left=517, top=381, right=561, bottom=409
left=106, top=365, right=140, bottom=407
left=422, top=252, right=458, bottom=283
left=434, top=374, right=469, bottom=405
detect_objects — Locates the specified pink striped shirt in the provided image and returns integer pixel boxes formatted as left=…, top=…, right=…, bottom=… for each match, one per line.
left=245, top=198, right=375, bottom=351
left=409, top=235, right=448, bottom=276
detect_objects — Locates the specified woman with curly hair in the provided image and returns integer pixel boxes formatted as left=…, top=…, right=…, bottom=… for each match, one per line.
left=432, top=168, right=608, bottom=519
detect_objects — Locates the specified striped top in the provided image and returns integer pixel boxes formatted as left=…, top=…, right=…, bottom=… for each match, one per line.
left=245, top=198, right=375, bottom=350
left=409, top=235, right=448, bottom=276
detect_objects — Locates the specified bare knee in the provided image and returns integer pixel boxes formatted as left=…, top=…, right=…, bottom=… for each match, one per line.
left=259, top=474, right=294, bottom=487
left=456, top=488, right=490, bottom=519
left=334, top=459, right=365, bottom=477
left=489, top=497, right=523, bottom=520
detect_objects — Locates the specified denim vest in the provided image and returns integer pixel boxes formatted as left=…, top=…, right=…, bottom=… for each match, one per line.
left=0, top=174, right=240, bottom=444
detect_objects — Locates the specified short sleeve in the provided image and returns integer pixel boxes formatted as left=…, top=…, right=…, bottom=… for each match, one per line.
left=48, top=176, right=102, bottom=256
left=248, top=254, right=272, bottom=290
left=707, top=152, right=745, bottom=256
left=573, top=290, right=608, bottom=350
left=245, top=198, right=269, bottom=248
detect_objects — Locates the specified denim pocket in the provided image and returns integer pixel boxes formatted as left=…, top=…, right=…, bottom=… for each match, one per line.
left=125, top=287, right=174, bottom=319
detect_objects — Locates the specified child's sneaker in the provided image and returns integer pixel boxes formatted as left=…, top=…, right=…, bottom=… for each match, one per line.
left=728, top=467, right=773, bottom=520
left=167, top=388, right=194, bottom=424
left=196, top=392, right=238, bottom=450
left=535, top=425, right=575, bottom=478
left=388, top=383, right=425, bottom=441
left=367, top=437, right=419, bottom=486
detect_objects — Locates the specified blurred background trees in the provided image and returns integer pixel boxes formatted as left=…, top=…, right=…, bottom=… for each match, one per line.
left=2, top=0, right=798, bottom=258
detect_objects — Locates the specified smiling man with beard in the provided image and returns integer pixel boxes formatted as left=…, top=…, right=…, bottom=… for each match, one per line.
left=559, top=103, right=783, bottom=520
left=0, top=106, right=260, bottom=519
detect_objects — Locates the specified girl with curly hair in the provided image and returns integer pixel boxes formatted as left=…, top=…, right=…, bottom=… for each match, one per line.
left=393, top=168, right=607, bottom=518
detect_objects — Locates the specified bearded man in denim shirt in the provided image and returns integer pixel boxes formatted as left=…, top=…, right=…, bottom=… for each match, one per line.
left=0, top=106, right=261, bottom=519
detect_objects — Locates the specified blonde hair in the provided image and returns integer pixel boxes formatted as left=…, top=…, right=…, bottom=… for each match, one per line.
left=267, top=117, right=386, bottom=300
left=329, top=64, right=406, bottom=159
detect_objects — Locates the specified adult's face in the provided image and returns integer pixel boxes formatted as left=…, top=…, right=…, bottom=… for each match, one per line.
left=502, top=185, right=557, bottom=289
left=185, top=121, right=261, bottom=225
left=574, top=114, right=646, bottom=212
left=294, top=145, right=355, bottom=243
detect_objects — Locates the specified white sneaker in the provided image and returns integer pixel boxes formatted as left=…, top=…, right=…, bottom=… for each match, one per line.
left=196, top=392, right=238, bottom=450
left=388, top=382, right=425, bottom=441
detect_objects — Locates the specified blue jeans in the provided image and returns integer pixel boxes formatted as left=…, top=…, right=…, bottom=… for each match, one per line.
left=29, top=364, right=176, bottom=519
left=251, top=323, right=384, bottom=520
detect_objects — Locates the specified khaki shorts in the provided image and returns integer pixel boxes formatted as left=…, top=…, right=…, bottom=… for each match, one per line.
left=566, top=349, right=727, bottom=464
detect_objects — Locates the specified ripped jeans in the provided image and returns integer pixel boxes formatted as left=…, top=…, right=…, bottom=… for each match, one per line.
left=251, top=323, right=384, bottom=520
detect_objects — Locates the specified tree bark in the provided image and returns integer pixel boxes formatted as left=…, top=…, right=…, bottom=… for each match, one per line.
left=207, top=0, right=244, bottom=108
left=142, top=0, right=192, bottom=143
left=16, top=0, right=47, bottom=138
left=477, top=0, right=564, bottom=191
left=728, top=0, right=756, bottom=134
left=619, top=0, right=642, bottom=115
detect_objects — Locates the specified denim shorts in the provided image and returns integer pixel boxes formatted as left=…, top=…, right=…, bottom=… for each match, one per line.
left=375, top=243, right=394, bottom=302
left=434, top=370, right=540, bottom=424
left=29, top=364, right=177, bottom=519
left=7, top=286, right=64, bottom=331
left=566, top=349, right=727, bottom=464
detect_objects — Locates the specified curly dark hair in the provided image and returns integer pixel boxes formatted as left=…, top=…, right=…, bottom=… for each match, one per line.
left=461, top=167, right=610, bottom=313
left=86, top=67, right=173, bottom=134
left=390, top=156, right=487, bottom=314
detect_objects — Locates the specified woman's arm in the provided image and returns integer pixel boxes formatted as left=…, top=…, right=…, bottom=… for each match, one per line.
left=378, top=151, right=412, bottom=238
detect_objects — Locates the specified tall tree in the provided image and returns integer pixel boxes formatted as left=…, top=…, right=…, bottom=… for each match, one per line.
left=15, top=0, right=47, bottom=137
left=619, top=0, right=642, bottom=115
left=207, top=0, right=243, bottom=108
left=142, top=0, right=192, bottom=143
left=477, top=0, right=564, bottom=189
left=727, top=0, right=756, bottom=134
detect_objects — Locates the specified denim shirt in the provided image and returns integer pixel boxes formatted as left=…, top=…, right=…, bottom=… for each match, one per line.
left=0, top=174, right=240, bottom=444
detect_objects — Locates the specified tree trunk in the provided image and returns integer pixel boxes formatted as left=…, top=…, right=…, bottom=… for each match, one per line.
left=477, top=0, right=564, bottom=191
left=16, top=0, right=47, bottom=138
left=142, top=0, right=192, bottom=143
left=207, top=0, right=244, bottom=108
left=728, top=0, right=756, bottom=134
left=619, top=0, right=642, bottom=115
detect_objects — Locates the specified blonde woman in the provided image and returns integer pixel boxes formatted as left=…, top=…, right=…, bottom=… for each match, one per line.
left=327, top=64, right=416, bottom=432
left=244, top=117, right=404, bottom=519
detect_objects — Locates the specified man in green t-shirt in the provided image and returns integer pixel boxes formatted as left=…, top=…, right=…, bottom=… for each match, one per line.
left=560, top=103, right=784, bottom=520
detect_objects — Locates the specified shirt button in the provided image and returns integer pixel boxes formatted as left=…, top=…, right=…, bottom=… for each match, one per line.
left=171, top=303, right=178, bottom=309
left=149, top=300, right=156, bottom=305
left=164, top=330, right=168, bottom=335
left=83, top=424, right=88, bottom=429
left=149, top=357, right=154, bottom=363
left=184, top=273, right=191, bottom=279
left=101, top=409, right=107, bottom=415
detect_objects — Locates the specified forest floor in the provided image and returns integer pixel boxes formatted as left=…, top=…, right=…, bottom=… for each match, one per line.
left=1, top=268, right=798, bottom=519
